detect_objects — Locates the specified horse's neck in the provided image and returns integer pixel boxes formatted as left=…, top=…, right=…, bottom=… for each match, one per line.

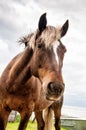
left=1, top=47, right=33, bottom=88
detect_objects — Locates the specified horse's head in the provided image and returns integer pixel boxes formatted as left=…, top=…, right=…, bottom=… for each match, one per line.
left=22, top=13, right=69, bottom=101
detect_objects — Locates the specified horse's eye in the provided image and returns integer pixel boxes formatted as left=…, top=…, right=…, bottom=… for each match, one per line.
left=38, top=43, right=43, bottom=49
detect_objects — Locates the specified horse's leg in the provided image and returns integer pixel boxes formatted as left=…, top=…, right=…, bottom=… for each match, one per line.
left=53, top=105, right=61, bottom=130
left=0, top=105, right=11, bottom=130
left=35, top=111, right=45, bottom=130
left=43, top=107, right=53, bottom=130
left=18, top=111, right=32, bottom=130
left=52, top=98, right=63, bottom=130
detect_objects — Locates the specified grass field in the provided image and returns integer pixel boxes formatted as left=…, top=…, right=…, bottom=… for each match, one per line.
left=7, top=121, right=67, bottom=130
left=7, top=115, right=67, bottom=130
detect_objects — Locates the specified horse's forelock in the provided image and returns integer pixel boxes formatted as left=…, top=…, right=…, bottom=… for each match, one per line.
left=39, top=26, right=61, bottom=48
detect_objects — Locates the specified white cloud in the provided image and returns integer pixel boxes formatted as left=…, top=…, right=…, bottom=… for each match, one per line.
left=0, top=38, right=10, bottom=74
left=0, top=39, right=10, bottom=60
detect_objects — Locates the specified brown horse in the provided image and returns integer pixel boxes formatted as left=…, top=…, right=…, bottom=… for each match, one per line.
left=20, top=28, right=67, bottom=130
left=0, top=13, right=69, bottom=130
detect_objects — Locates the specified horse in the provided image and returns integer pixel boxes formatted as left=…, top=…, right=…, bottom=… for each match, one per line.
left=0, top=13, right=69, bottom=130
left=19, top=28, right=67, bottom=130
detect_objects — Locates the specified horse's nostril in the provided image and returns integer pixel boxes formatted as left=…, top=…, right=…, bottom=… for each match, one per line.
left=58, top=88, right=62, bottom=94
left=48, top=82, right=63, bottom=95
left=48, top=82, right=54, bottom=91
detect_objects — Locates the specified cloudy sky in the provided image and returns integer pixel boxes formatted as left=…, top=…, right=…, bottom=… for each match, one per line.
left=0, top=0, right=86, bottom=108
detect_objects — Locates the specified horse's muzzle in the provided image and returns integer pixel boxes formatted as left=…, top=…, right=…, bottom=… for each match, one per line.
left=46, top=81, right=65, bottom=101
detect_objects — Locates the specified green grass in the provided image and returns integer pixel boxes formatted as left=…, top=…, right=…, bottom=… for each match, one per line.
left=7, top=115, right=67, bottom=130
left=7, top=121, right=37, bottom=130
left=7, top=121, right=67, bottom=130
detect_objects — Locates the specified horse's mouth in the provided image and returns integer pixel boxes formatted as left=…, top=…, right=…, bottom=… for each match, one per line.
left=46, top=93, right=62, bottom=101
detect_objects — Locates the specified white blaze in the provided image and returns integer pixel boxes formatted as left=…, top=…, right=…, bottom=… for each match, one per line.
left=53, top=40, right=60, bottom=64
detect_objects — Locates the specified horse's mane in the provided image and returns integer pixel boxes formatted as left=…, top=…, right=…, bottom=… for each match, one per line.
left=18, top=26, right=61, bottom=49
left=18, top=33, right=34, bottom=47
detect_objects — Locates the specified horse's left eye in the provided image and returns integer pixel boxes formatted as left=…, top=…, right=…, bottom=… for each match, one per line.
left=37, top=43, right=43, bottom=49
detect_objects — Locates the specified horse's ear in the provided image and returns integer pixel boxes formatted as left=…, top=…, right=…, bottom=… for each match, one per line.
left=38, top=13, right=47, bottom=33
left=61, top=20, right=69, bottom=37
